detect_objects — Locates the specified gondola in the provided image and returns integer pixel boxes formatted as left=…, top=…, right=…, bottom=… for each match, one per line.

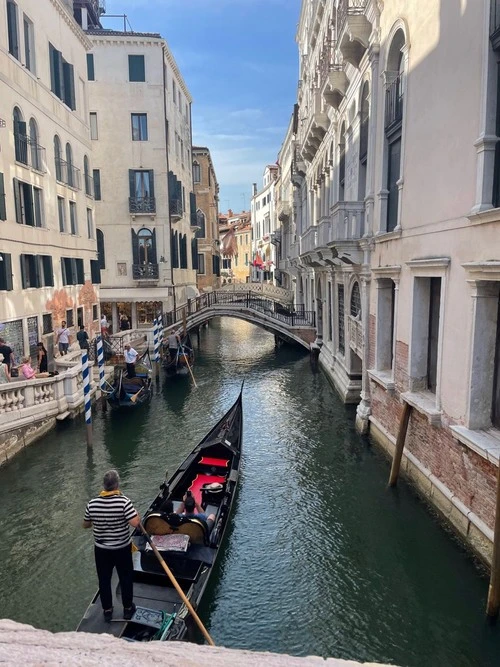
left=106, top=350, right=153, bottom=409
left=162, top=333, right=194, bottom=377
left=77, top=385, right=243, bottom=642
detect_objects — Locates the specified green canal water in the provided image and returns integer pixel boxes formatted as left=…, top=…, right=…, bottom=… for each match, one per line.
left=0, top=317, right=499, bottom=666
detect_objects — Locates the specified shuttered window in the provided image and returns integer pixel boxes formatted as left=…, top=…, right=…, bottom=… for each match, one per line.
left=171, top=230, right=179, bottom=268
left=128, top=55, right=145, bottom=82
left=191, top=238, right=198, bottom=271
left=61, top=257, right=84, bottom=285
left=7, top=0, right=19, bottom=60
left=90, top=259, right=101, bottom=284
left=49, top=43, right=76, bottom=110
left=20, top=254, right=39, bottom=288
left=87, top=53, right=95, bottom=81
left=93, top=169, right=101, bottom=200
left=0, top=253, right=13, bottom=291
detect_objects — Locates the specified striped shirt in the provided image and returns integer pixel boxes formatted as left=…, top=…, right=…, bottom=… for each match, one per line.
left=84, top=494, right=137, bottom=550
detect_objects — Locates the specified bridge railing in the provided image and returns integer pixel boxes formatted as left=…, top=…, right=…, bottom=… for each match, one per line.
left=162, top=291, right=315, bottom=330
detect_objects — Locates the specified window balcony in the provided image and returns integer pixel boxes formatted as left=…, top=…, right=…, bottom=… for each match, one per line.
left=331, top=201, right=365, bottom=242
left=348, top=315, right=363, bottom=357
left=15, top=134, right=46, bottom=172
left=132, top=263, right=159, bottom=280
left=318, top=216, right=333, bottom=247
left=170, top=198, right=183, bottom=220
left=337, top=0, right=371, bottom=69
left=277, top=201, right=291, bottom=223
left=300, top=226, right=318, bottom=254
left=270, top=229, right=281, bottom=246
left=129, top=196, right=155, bottom=214
left=301, top=91, right=330, bottom=162
left=56, top=158, right=81, bottom=189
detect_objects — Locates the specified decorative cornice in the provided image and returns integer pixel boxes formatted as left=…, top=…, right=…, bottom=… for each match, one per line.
left=406, top=257, right=450, bottom=270
left=49, top=0, right=93, bottom=50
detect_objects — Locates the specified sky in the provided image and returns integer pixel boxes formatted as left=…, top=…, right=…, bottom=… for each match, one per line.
left=105, top=0, right=301, bottom=214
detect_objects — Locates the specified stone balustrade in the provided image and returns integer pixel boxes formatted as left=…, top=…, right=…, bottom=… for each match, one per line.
left=218, top=281, right=294, bottom=303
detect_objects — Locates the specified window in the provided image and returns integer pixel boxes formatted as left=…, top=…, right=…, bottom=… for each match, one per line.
left=57, top=196, right=65, bottom=232
left=338, top=284, right=345, bottom=354
left=222, top=258, right=231, bottom=270
left=90, top=260, right=101, bottom=284
left=171, top=229, right=179, bottom=268
left=20, top=254, right=52, bottom=288
left=339, top=122, right=346, bottom=202
left=42, top=313, right=53, bottom=334
left=92, top=304, right=98, bottom=321
left=7, top=0, right=19, bottom=60
left=374, top=277, right=396, bottom=372
left=350, top=282, right=361, bottom=317
left=129, top=169, right=155, bottom=212
left=69, top=200, right=77, bottom=235
left=172, top=79, right=176, bottom=105
left=359, top=81, right=369, bottom=200
left=13, top=178, right=43, bottom=227
left=65, top=142, right=76, bottom=187
left=93, top=169, right=101, bottom=200
left=84, top=156, right=93, bottom=197
left=387, top=139, right=401, bottom=233
left=90, top=112, right=98, bottom=140
left=96, top=228, right=105, bottom=269
left=23, top=14, right=35, bottom=73
left=49, top=43, right=76, bottom=109
left=66, top=308, right=74, bottom=327
left=87, top=53, right=95, bottom=81
left=54, top=135, right=63, bottom=181
left=191, top=238, right=198, bottom=270
left=131, top=113, right=148, bottom=141
left=193, top=161, right=201, bottom=183
left=28, top=118, right=42, bottom=171
left=245, top=252, right=248, bottom=266
left=410, top=277, right=442, bottom=393
left=0, top=253, right=13, bottom=291
left=33, top=187, right=43, bottom=227
left=131, top=228, right=156, bottom=265
left=128, top=54, right=145, bottom=82
left=197, top=253, right=205, bottom=274
left=86, top=208, right=94, bottom=239
left=13, top=107, right=27, bottom=165
left=61, top=257, right=84, bottom=285
left=178, top=89, right=181, bottom=108
left=0, top=173, right=6, bottom=221
left=40, top=255, right=54, bottom=286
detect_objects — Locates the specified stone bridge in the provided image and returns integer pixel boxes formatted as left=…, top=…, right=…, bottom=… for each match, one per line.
left=163, top=292, right=317, bottom=349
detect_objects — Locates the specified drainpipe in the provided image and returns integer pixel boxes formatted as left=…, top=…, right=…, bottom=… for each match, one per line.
left=162, top=45, right=176, bottom=313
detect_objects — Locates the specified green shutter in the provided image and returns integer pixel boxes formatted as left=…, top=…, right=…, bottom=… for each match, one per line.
left=128, top=55, right=145, bottom=82
left=148, top=170, right=155, bottom=199
left=151, top=229, right=157, bottom=263
left=13, top=179, right=22, bottom=223
left=131, top=229, right=139, bottom=265
left=20, top=255, right=27, bottom=288
left=129, top=170, right=136, bottom=198
left=0, top=173, right=6, bottom=220
left=87, top=53, right=95, bottom=81
left=93, top=169, right=101, bottom=200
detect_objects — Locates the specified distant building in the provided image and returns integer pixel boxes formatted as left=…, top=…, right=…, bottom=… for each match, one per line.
left=250, top=166, right=278, bottom=283
left=192, top=147, right=220, bottom=292
left=219, top=211, right=251, bottom=284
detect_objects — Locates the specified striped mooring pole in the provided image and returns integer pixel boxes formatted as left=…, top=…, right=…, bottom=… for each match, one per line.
left=153, top=318, right=160, bottom=380
left=82, top=350, right=93, bottom=447
left=157, top=313, right=164, bottom=358
left=96, top=334, right=107, bottom=412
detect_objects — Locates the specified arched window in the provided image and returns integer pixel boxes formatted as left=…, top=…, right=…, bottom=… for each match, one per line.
left=193, top=161, right=201, bottom=184
left=350, top=281, right=361, bottom=318
left=384, top=28, right=406, bottom=232
left=339, top=122, right=346, bottom=202
left=54, top=135, right=62, bottom=180
left=29, top=118, right=41, bottom=170
left=137, top=227, right=156, bottom=264
left=65, top=142, right=74, bottom=187
left=13, top=106, right=27, bottom=164
left=96, top=229, right=105, bottom=269
left=84, top=155, right=92, bottom=196
left=359, top=82, right=370, bottom=200
left=196, top=209, right=206, bottom=237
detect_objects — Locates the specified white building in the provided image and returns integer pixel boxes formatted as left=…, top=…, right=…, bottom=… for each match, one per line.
left=274, top=117, right=295, bottom=292
left=0, top=0, right=99, bottom=365
left=250, top=165, right=278, bottom=283
left=81, top=16, right=196, bottom=331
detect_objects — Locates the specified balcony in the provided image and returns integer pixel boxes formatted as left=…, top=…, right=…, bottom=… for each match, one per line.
left=270, top=229, right=282, bottom=246
left=132, top=263, right=159, bottom=280
left=129, top=196, right=156, bottom=214
left=170, top=198, right=183, bottom=220
left=56, top=158, right=81, bottom=189
left=385, top=74, right=404, bottom=134
left=292, top=142, right=306, bottom=186
left=301, top=91, right=330, bottom=162
left=300, top=226, right=318, bottom=255
left=277, top=201, right=291, bottom=223
left=348, top=315, right=363, bottom=357
left=331, top=201, right=365, bottom=241
left=337, top=0, right=371, bottom=69
left=318, top=216, right=333, bottom=247
left=15, top=134, right=46, bottom=172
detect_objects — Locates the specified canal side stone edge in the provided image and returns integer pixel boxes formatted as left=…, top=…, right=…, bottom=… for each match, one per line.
left=0, top=619, right=397, bottom=666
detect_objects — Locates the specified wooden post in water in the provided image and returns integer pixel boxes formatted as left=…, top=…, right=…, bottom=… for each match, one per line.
left=182, top=308, right=187, bottom=337
left=486, top=462, right=500, bottom=616
left=388, top=401, right=412, bottom=487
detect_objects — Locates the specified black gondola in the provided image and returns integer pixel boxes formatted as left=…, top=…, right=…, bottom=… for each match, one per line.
left=162, top=333, right=194, bottom=377
left=106, top=350, right=153, bottom=409
left=77, top=385, right=243, bottom=642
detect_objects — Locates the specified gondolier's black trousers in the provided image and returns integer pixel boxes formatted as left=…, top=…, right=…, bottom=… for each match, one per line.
left=94, top=545, right=134, bottom=611
left=126, top=363, right=136, bottom=378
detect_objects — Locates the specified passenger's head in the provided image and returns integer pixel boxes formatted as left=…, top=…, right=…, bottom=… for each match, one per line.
left=22, top=356, right=30, bottom=364
left=103, top=469, right=120, bottom=491
left=184, top=495, right=195, bottom=512
left=61, top=321, right=66, bottom=327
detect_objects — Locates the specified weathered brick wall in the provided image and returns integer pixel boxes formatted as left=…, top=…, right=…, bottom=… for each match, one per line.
left=394, top=340, right=409, bottom=394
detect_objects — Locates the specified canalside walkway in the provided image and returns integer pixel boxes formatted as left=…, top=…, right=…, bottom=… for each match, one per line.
left=0, top=620, right=395, bottom=666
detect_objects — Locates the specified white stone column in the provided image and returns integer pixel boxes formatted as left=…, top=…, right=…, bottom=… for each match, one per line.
left=365, top=44, right=380, bottom=237
left=111, top=303, right=119, bottom=334
left=131, top=302, right=138, bottom=329
left=355, top=273, right=372, bottom=434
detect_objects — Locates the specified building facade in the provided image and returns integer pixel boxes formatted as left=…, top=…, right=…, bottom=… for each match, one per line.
left=272, top=0, right=500, bottom=563
left=274, top=118, right=295, bottom=292
left=192, top=146, right=220, bottom=292
left=0, top=0, right=100, bottom=365
left=82, top=18, right=196, bottom=331
left=218, top=210, right=251, bottom=284
left=250, top=166, right=278, bottom=283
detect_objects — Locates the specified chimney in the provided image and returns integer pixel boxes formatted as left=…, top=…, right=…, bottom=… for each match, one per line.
left=252, top=183, right=257, bottom=196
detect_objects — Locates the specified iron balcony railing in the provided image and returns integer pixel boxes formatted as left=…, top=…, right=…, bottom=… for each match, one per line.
left=14, top=134, right=46, bottom=172
left=337, top=0, right=367, bottom=34
left=129, top=196, right=156, bottom=214
left=56, top=158, right=81, bottom=189
left=84, top=173, right=94, bottom=197
left=385, top=74, right=404, bottom=131
left=170, top=198, right=183, bottom=218
left=132, top=263, right=159, bottom=280
left=319, top=39, right=341, bottom=89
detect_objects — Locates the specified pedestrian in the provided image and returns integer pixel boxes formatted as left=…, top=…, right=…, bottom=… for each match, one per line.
left=120, top=314, right=130, bottom=331
left=19, top=356, right=49, bottom=380
left=124, top=343, right=138, bottom=378
left=37, top=342, right=48, bottom=373
left=83, top=469, right=140, bottom=622
left=77, top=324, right=90, bottom=350
left=0, top=337, right=14, bottom=370
left=0, top=353, right=11, bottom=384
left=56, top=321, right=71, bottom=356
left=100, top=314, right=109, bottom=338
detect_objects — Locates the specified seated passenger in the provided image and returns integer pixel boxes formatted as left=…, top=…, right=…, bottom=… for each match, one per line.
left=176, top=492, right=215, bottom=524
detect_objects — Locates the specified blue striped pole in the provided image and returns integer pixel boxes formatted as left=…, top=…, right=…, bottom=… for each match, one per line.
left=82, top=350, right=93, bottom=446
left=157, top=313, right=164, bottom=358
left=96, top=334, right=107, bottom=412
left=153, top=318, right=160, bottom=380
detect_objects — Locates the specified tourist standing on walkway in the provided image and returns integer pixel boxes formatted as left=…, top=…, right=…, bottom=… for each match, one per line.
left=56, top=321, right=71, bottom=356
left=100, top=315, right=109, bottom=338
left=0, top=338, right=14, bottom=369
left=77, top=325, right=90, bottom=350
left=0, top=353, right=11, bottom=383
left=83, top=469, right=140, bottom=622
left=124, top=344, right=138, bottom=378
left=37, top=342, right=48, bottom=373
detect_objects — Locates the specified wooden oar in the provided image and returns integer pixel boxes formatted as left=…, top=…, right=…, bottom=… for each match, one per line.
left=184, top=352, right=198, bottom=389
left=138, top=522, right=214, bottom=646
left=129, top=386, right=144, bottom=403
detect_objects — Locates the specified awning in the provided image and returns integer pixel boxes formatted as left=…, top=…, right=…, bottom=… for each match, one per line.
left=253, top=253, right=264, bottom=268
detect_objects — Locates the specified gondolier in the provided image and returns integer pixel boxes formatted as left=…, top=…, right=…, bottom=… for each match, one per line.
left=83, top=470, right=140, bottom=622
left=124, top=343, right=138, bottom=378
left=167, top=331, right=180, bottom=360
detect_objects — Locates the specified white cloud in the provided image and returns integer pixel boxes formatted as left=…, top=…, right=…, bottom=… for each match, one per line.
left=228, top=108, right=262, bottom=120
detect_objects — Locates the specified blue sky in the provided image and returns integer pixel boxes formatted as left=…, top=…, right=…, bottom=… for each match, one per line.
left=105, top=0, right=301, bottom=213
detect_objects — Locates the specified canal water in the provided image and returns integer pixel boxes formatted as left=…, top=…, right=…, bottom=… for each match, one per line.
left=0, top=317, right=499, bottom=666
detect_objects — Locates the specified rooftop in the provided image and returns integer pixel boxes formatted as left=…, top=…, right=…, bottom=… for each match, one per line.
left=86, top=28, right=161, bottom=38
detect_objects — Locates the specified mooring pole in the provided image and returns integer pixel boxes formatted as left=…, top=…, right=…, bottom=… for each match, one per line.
left=153, top=317, right=160, bottom=382
left=82, top=350, right=93, bottom=447
left=182, top=308, right=187, bottom=337
left=388, top=401, right=412, bottom=487
left=487, top=462, right=500, bottom=616
left=157, top=313, right=164, bottom=359
left=96, top=335, right=107, bottom=412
